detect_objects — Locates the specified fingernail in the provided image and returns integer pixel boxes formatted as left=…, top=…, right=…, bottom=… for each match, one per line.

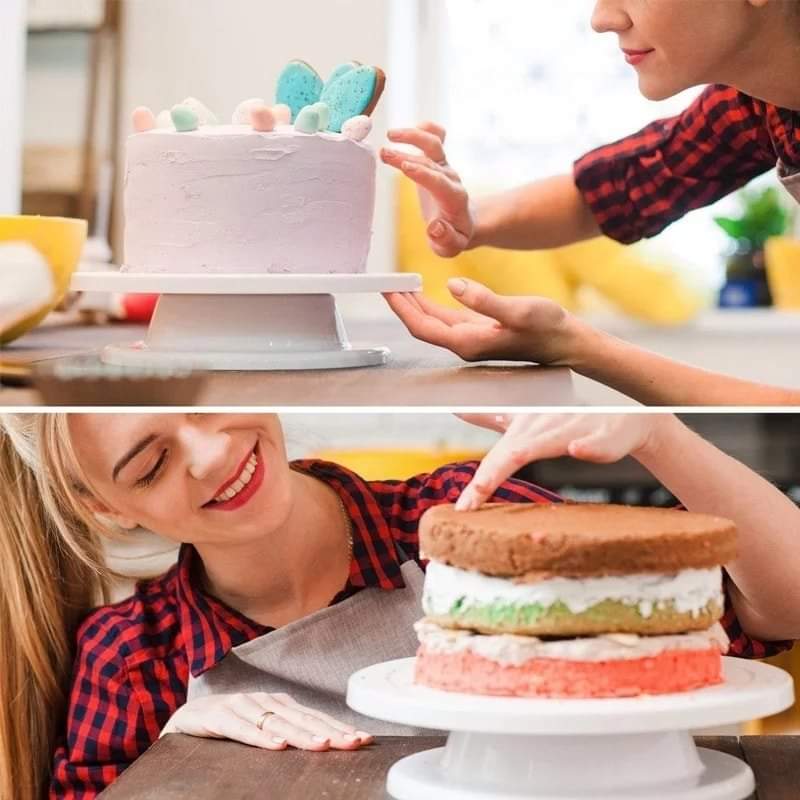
left=448, top=278, right=467, bottom=297
left=356, top=731, right=372, bottom=739
left=313, top=735, right=330, bottom=743
left=430, top=221, right=445, bottom=238
left=344, top=733, right=359, bottom=741
left=272, top=737, right=287, bottom=745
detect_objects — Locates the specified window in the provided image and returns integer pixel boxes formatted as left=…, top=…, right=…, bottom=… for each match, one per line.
left=429, top=0, right=777, bottom=288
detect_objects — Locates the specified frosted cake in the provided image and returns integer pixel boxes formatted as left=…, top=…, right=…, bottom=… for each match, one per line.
left=123, top=60, right=385, bottom=275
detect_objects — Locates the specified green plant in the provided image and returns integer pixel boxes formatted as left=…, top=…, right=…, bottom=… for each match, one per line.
left=714, top=186, right=790, bottom=249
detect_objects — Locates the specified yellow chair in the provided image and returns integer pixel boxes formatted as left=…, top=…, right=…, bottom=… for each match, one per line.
left=310, top=449, right=485, bottom=481
left=0, top=215, right=87, bottom=344
left=766, top=237, right=800, bottom=310
left=395, top=176, right=702, bottom=325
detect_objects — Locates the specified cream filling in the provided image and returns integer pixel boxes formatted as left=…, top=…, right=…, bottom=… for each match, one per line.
left=423, top=560, right=724, bottom=619
left=213, top=452, right=257, bottom=503
left=415, top=620, right=730, bottom=665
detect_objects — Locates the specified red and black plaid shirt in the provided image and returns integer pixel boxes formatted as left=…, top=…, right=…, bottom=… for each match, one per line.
left=574, top=84, right=798, bottom=243
left=50, top=460, right=790, bottom=798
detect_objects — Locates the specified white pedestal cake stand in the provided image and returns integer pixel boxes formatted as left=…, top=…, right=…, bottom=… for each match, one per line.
left=347, top=657, right=794, bottom=800
left=71, top=271, right=422, bottom=371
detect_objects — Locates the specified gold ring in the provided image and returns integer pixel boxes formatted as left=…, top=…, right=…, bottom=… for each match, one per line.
left=256, top=710, right=275, bottom=731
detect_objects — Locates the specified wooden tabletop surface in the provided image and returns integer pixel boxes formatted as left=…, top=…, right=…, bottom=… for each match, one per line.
left=0, top=313, right=609, bottom=407
left=99, top=734, right=800, bottom=799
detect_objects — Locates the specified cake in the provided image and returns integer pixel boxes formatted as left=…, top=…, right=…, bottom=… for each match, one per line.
left=123, top=60, right=385, bottom=275
left=415, top=503, right=737, bottom=698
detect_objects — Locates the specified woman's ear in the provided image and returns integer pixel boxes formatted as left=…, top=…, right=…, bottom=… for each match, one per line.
left=82, top=496, right=139, bottom=531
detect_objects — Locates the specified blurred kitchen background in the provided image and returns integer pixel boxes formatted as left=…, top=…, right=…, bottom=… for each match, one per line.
left=2, top=0, right=800, bottom=397
left=98, top=411, right=800, bottom=734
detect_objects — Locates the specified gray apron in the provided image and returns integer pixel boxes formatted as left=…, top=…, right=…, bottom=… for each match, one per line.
left=187, top=550, right=427, bottom=735
left=777, top=160, right=800, bottom=203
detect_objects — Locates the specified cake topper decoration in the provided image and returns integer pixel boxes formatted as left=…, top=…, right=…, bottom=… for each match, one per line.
left=181, top=97, right=218, bottom=126
left=342, top=115, right=372, bottom=142
left=275, top=59, right=386, bottom=134
left=171, top=104, right=199, bottom=132
left=294, top=106, right=321, bottom=134
left=276, top=61, right=325, bottom=123
left=272, top=104, right=292, bottom=126
left=132, top=106, right=156, bottom=133
left=156, top=109, right=173, bottom=129
left=233, top=97, right=267, bottom=126
left=250, top=105, right=276, bottom=132
left=310, top=102, right=331, bottom=131
left=320, top=65, right=385, bottom=133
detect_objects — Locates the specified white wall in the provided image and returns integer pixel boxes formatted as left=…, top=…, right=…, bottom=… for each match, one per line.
left=118, top=0, right=400, bottom=271
left=0, top=0, right=27, bottom=214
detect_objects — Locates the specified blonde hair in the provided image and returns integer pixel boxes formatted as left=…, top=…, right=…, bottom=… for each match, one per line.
left=0, top=414, right=110, bottom=800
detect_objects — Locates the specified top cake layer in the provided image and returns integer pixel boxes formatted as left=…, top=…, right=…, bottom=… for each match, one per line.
left=123, top=126, right=376, bottom=275
left=420, top=503, right=737, bottom=578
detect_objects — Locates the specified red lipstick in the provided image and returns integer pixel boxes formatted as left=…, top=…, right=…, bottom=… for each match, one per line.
left=204, top=443, right=265, bottom=512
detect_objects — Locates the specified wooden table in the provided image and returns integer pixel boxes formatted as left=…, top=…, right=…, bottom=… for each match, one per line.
left=0, top=313, right=617, bottom=407
left=99, top=734, right=800, bottom=799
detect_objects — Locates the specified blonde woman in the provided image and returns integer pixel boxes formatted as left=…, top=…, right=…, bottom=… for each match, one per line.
left=0, top=413, right=793, bottom=800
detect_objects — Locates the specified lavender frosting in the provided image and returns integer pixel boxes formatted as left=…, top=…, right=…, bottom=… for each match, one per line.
left=123, top=125, right=376, bottom=274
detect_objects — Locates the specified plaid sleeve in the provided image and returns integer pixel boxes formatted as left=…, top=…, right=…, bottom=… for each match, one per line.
left=721, top=576, right=795, bottom=659
left=371, top=462, right=562, bottom=562
left=574, top=85, right=776, bottom=243
left=49, top=610, right=154, bottom=799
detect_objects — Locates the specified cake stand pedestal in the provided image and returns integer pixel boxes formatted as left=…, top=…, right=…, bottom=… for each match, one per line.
left=71, top=272, right=422, bottom=371
left=347, top=657, right=794, bottom=800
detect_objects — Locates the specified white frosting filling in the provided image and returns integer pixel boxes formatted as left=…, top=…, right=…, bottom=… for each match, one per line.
left=423, top=561, right=724, bottom=619
left=123, top=125, right=375, bottom=275
left=415, top=620, right=730, bottom=664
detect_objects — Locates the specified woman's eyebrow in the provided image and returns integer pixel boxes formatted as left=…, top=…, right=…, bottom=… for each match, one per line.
left=112, top=434, right=159, bottom=482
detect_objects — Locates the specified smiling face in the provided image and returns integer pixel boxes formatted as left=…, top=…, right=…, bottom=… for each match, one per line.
left=591, top=0, right=779, bottom=100
left=67, top=413, right=294, bottom=546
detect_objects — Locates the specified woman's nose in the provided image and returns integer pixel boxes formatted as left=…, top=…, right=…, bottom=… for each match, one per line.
left=591, top=0, right=632, bottom=34
left=178, top=424, right=230, bottom=480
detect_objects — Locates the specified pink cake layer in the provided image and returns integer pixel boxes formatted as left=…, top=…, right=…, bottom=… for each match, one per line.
left=415, top=645, right=723, bottom=698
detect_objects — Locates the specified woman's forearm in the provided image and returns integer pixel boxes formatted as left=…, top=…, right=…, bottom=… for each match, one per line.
left=564, top=319, right=800, bottom=406
left=471, top=174, right=600, bottom=251
left=636, top=416, right=800, bottom=641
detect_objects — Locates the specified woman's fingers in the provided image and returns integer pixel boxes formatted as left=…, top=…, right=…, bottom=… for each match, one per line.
left=201, top=709, right=289, bottom=751
left=383, top=293, right=460, bottom=350
left=456, top=414, right=514, bottom=434
left=268, top=694, right=373, bottom=745
left=400, top=163, right=467, bottom=215
left=427, top=218, right=472, bottom=258
left=387, top=127, right=448, bottom=164
left=380, top=148, right=442, bottom=172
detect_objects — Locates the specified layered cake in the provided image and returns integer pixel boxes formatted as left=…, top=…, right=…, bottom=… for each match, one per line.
left=415, top=503, right=737, bottom=698
left=124, top=60, right=385, bottom=275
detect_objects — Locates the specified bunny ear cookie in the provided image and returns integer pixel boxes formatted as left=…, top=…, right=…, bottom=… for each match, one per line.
left=321, top=65, right=386, bottom=133
left=326, top=61, right=362, bottom=88
left=275, top=60, right=324, bottom=123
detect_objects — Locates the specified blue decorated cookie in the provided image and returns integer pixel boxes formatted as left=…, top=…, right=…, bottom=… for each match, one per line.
left=320, top=65, right=386, bottom=133
left=325, top=61, right=360, bottom=89
left=276, top=61, right=324, bottom=123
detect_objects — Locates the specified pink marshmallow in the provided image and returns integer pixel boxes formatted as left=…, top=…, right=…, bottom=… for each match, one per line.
left=251, top=106, right=276, bottom=132
left=132, top=106, right=156, bottom=133
left=272, top=104, right=292, bottom=125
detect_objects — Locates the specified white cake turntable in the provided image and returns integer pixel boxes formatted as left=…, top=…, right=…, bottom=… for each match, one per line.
left=347, top=656, right=794, bottom=800
left=71, top=271, right=422, bottom=371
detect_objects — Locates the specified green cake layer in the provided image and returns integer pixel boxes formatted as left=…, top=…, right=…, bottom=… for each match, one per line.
left=425, top=598, right=724, bottom=637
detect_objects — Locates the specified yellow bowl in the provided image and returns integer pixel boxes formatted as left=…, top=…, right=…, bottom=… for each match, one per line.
left=765, top=237, right=800, bottom=310
left=0, top=215, right=88, bottom=344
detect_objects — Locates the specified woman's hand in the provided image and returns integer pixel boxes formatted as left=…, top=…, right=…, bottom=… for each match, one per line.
left=456, top=414, right=670, bottom=511
left=385, top=278, right=582, bottom=365
left=160, top=692, right=373, bottom=752
left=381, top=122, right=475, bottom=258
